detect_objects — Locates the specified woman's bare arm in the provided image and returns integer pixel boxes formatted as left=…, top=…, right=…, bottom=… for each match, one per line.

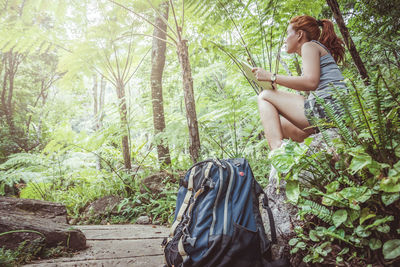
left=253, top=42, right=321, bottom=91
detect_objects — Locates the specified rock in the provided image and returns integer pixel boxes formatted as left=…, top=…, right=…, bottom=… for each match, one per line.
left=263, top=181, right=299, bottom=259
left=83, top=195, right=123, bottom=219
left=136, top=216, right=150, bottom=225
left=0, top=196, right=86, bottom=251
left=0, top=195, right=68, bottom=223
left=262, top=129, right=341, bottom=259
left=140, top=171, right=170, bottom=194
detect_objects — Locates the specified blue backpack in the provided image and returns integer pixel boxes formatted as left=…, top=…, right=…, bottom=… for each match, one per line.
left=162, top=158, right=288, bottom=267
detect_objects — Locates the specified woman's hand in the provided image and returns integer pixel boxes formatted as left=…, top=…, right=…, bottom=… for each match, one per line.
left=251, top=67, right=272, bottom=81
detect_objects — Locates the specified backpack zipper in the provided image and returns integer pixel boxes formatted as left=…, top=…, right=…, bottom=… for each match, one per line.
left=209, top=164, right=224, bottom=236
left=223, top=161, right=235, bottom=235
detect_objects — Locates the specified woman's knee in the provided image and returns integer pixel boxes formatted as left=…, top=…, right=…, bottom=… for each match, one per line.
left=258, top=90, right=275, bottom=102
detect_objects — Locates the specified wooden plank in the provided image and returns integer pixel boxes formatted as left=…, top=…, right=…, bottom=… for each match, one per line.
left=76, top=225, right=169, bottom=240
left=24, top=225, right=169, bottom=267
left=24, top=255, right=164, bottom=266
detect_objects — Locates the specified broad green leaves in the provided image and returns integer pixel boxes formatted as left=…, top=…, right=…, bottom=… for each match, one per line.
left=286, top=180, right=300, bottom=203
left=332, top=209, right=347, bottom=227
left=383, top=240, right=400, bottom=260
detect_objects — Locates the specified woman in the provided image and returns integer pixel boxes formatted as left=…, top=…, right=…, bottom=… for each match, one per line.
left=252, top=15, right=347, bottom=155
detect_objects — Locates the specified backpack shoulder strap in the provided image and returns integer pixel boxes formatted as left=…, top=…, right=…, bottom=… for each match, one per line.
left=262, top=193, right=277, bottom=244
left=169, top=166, right=197, bottom=236
left=254, top=181, right=277, bottom=244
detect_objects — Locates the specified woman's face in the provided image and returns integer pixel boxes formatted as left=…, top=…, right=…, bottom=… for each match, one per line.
left=285, top=24, right=298, bottom=54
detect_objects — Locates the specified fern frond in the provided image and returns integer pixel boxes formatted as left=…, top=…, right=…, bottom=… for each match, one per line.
left=299, top=199, right=333, bottom=224
left=314, top=94, right=356, bottom=147
left=0, top=153, right=44, bottom=170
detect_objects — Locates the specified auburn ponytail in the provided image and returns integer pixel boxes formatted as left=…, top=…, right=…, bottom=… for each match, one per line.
left=290, top=15, right=345, bottom=63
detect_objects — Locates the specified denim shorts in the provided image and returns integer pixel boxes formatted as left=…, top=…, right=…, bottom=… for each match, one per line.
left=304, top=96, right=344, bottom=128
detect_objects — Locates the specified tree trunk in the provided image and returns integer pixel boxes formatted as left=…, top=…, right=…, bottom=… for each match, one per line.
left=326, top=0, right=370, bottom=85
left=92, top=74, right=98, bottom=128
left=151, top=1, right=171, bottom=167
left=177, top=40, right=200, bottom=163
left=1, top=52, right=21, bottom=138
left=150, top=2, right=171, bottom=166
left=1, top=56, right=8, bottom=117
left=99, top=75, right=106, bottom=129
left=92, top=74, right=102, bottom=170
left=116, top=83, right=132, bottom=171
left=95, top=76, right=106, bottom=170
left=294, top=54, right=302, bottom=76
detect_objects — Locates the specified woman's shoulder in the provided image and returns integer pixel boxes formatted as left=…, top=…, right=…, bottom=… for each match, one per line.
left=302, top=41, right=329, bottom=57
left=303, top=41, right=322, bottom=50
left=300, top=41, right=321, bottom=56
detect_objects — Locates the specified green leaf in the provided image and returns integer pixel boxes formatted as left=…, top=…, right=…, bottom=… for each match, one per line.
left=360, top=208, right=376, bottom=225
left=289, top=238, right=299, bottom=246
left=382, top=192, right=400, bottom=206
left=349, top=151, right=372, bottom=174
left=286, top=180, right=300, bottom=203
left=383, top=239, right=400, bottom=260
left=380, top=177, right=400, bottom=193
left=295, top=241, right=307, bottom=249
left=377, top=224, right=390, bottom=233
left=348, top=209, right=361, bottom=222
left=309, top=230, right=320, bottom=242
left=336, top=256, right=343, bottom=263
left=304, top=136, right=313, bottom=146
left=369, top=238, right=382, bottom=250
left=339, top=186, right=373, bottom=203
left=338, top=247, right=349, bottom=255
left=322, top=192, right=344, bottom=206
left=325, top=181, right=339, bottom=193
left=332, top=209, right=347, bottom=227
left=355, top=225, right=371, bottom=237
left=365, top=216, right=394, bottom=230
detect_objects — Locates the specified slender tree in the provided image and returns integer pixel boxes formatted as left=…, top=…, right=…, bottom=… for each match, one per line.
left=326, top=0, right=370, bottom=85
left=150, top=1, right=171, bottom=166
left=1, top=52, right=24, bottom=137
left=110, top=0, right=201, bottom=163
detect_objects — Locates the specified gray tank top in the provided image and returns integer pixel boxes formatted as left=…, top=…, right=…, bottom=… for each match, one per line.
left=309, top=40, right=347, bottom=100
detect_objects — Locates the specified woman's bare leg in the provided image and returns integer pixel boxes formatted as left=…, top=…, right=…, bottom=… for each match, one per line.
left=280, top=116, right=312, bottom=142
left=257, top=90, right=316, bottom=150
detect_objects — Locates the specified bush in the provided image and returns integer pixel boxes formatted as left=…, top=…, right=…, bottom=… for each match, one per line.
left=269, top=74, right=400, bottom=266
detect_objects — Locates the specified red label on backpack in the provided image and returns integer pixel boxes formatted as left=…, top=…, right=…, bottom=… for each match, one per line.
left=239, top=171, right=244, bottom=176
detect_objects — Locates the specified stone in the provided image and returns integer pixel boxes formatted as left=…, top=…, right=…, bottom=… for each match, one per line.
left=82, top=195, right=123, bottom=218
left=0, top=196, right=86, bottom=251
left=140, top=171, right=170, bottom=194
left=262, top=129, right=341, bottom=259
left=0, top=195, right=68, bottom=223
left=136, top=216, right=150, bottom=225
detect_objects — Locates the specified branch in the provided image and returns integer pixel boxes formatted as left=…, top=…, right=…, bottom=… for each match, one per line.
left=115, top=32, right=174, bottom=46
left=145, top=0, right=177, bottom=38
left=125, top=47, right=151, bottom=84
left=169, top=0, right=182, bottom=42
left=107, top=0, right=177, bottom=45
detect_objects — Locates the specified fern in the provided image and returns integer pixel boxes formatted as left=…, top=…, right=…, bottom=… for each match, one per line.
left=0, top=153, right=44, bottom=170
left=314, top=94, right=356, bottom=147
left=299, top=199, right=333, bottom=224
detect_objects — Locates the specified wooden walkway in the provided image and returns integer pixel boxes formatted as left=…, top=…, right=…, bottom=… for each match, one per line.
left=24, top=224, right=169, bottom=267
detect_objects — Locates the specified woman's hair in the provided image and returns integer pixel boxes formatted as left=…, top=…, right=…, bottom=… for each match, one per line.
left=290, top=15, right=345, bottom=63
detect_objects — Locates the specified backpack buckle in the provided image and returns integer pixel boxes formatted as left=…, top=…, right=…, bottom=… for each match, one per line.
left=179, top=178, right=188, bottom=188
left=262, top=196, right=269, bottom=209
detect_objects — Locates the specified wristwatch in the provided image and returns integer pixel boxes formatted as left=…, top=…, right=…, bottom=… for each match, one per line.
left=271, top=73, right=277, bottom=84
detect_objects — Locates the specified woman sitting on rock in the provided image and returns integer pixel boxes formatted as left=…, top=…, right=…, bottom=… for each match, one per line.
left=252, top=15, right=348, bottom=179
